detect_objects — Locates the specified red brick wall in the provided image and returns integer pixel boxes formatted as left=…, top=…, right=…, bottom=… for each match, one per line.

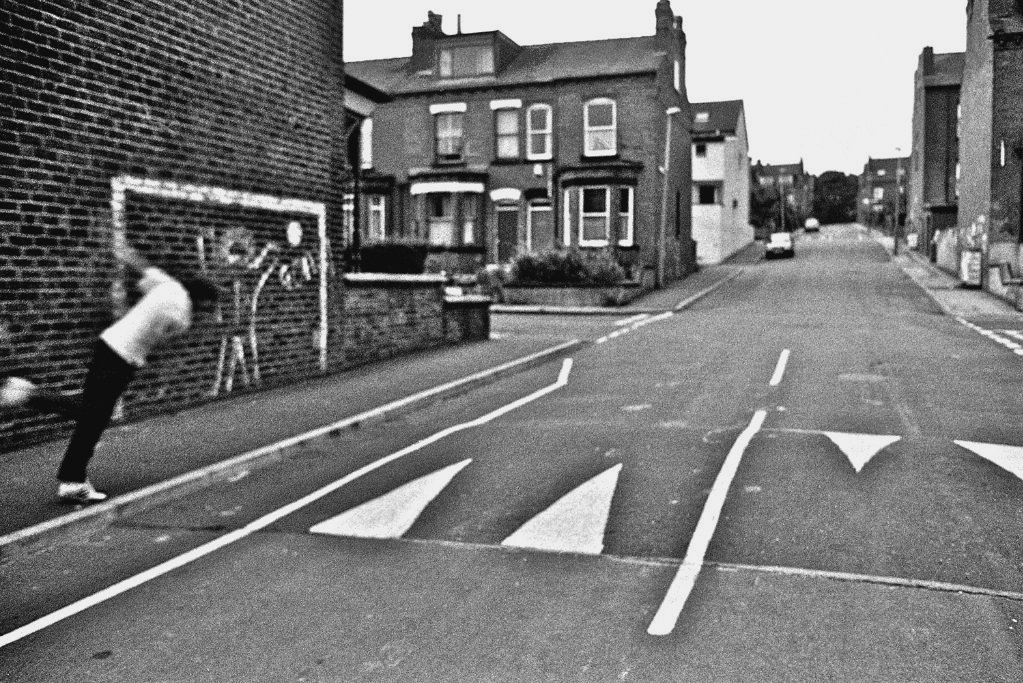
left=1, top=0, right=487, bottom=452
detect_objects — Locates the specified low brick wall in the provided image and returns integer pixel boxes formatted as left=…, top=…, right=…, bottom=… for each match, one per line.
left=502, top=283, right=648, bottom=307
left=1, top=271, right=490, bottom=452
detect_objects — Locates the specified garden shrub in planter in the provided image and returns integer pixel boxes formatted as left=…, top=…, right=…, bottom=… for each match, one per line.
left=509, top=249, right=627, bottom=286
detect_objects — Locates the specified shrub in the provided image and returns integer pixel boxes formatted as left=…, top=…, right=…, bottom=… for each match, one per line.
left=509, top=249, right=626, bottom=286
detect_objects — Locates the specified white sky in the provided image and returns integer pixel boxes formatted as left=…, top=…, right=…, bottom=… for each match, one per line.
left=344, top=0, right=968, bottom=176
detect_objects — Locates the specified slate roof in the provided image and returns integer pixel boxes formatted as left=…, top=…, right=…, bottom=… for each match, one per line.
left=691, top=100, right=743, bottom=138
left=346, top=35, right=665, bottom=95
left=758, top=162, right=805, bottom=177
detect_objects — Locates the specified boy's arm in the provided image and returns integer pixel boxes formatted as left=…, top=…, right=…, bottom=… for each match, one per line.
left=117, top=244, right=154, bottom=275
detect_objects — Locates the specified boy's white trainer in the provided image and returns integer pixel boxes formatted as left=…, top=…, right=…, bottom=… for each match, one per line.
left=57, top=480, right=108, bottom=504
left=0, top=377, right=35, bottom=408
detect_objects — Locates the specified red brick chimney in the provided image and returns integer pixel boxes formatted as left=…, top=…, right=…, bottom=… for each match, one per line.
left=410, top=11, right=446, bottom=72
left=656, top=0, right=674, bottom=40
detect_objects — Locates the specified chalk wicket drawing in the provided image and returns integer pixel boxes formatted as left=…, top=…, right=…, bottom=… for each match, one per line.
left=110, top=176, right=329, bottom=398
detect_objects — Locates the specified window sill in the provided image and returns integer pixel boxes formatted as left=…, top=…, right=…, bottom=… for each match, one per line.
left=581, top=153, right=620, bottom=162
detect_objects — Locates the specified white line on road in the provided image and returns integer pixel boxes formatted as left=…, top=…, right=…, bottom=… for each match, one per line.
left=596, top=311, right=674, bottom=344
left=647, top=409, right=767, bottom=636
left=769, top=349, right=791, bottom=386
left=0, top=360, right=575, bottom=650
left=614, top=313, right=650, bottom=327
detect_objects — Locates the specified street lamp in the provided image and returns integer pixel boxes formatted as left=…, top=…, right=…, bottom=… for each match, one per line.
left=893, top=147, right=902, bottom=256
left=657, top=106, right=682, bottom=288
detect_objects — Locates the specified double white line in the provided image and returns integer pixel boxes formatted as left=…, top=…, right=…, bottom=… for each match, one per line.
left=648, top=348, right=789, bottom=635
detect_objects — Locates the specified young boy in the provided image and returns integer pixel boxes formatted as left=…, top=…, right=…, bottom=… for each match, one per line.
left=1, top=246, right=219, bottom=503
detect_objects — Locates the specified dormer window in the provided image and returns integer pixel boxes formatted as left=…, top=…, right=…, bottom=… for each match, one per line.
left=438, top=44, right=494, bottom=78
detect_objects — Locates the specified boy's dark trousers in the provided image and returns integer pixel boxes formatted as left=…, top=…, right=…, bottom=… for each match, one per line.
left=43, top=340, right=136, bottom=483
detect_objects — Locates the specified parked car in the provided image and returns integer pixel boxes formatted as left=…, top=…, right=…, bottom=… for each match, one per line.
left=765, top=232, right=795, bottom=258
left=804, top=217, right=820, bottom=232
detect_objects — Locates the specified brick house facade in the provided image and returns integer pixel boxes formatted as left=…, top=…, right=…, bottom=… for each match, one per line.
left=908, top=48, right=963, bottom=263
left=753, top=161, right=815, bottom=233
left=856, top=157, right=909, bottom=232
left=1, top=0, right=486, bottom=451
left=346, top=0, right=696, bottom=288
left=957, top=0, right=1023, bottom=293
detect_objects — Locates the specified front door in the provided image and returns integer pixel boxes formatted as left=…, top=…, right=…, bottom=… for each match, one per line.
left=496, top=205, right=519, bottom=263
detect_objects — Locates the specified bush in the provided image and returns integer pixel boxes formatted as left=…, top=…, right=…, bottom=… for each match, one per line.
left=509, top=249, right=627, bottom=286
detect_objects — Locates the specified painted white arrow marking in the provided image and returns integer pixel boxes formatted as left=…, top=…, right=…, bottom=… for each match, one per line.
left=502, top=464, right=623, bottom=555
left=823, top=432, right=901, bottom=473
left=310, top=459, right=472, bottom=538
left=955, top=440, right=1023, bottom=482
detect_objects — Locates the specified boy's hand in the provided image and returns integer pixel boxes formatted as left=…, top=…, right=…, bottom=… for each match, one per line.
left=117, top=244, right=153, bottom=274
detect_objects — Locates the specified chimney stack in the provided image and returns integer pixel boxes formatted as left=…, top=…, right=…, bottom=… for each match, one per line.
left=410, top=11, right=446, bottom=72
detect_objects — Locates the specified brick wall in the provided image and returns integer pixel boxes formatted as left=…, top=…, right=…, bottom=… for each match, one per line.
left=1, top=0, right=488, bottom=452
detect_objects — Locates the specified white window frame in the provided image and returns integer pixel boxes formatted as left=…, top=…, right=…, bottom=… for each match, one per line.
left=434, top=111, right=464, bottom=162
left=674, top=60, right=681, bottom=92
left=617, top=187, right=634, bottom=247
left=578, top=186, right=611, bottom=247
left=584, top=98, right=617, bottom=157
left=494, top=108, right=520, bottom=160
left=526, top=103, right=553, bottom=160
left=342, top=192, right=355, bottom=243
left=360, top=118, right=373, bottom=170
left=367, top=195, right=386, bottom=240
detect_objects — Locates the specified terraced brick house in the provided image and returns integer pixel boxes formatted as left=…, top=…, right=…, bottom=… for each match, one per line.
left=690, top=100, right=753, bottom=264
left=908, top=47, right=963, bottom=264
left=346, top=0, right=696, bottom=287
left=957, top=0, right=1023, bottom=298
left=857, top=157, right=909, bottom=232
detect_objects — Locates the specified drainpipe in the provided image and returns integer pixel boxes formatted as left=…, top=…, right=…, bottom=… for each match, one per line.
left=658, top=106, right=682, bottom=288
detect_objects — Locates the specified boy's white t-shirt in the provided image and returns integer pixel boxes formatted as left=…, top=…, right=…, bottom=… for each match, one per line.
left=100, top=268, right=192, bottom=367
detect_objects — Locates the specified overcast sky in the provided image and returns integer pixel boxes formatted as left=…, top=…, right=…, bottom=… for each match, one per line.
left=344, top=0, right=968, bottom=176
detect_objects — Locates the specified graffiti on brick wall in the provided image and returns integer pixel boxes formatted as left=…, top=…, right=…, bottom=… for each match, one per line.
left=110, top=177, right=329, bottom=397
left=199, top=221, right=321, bottom=395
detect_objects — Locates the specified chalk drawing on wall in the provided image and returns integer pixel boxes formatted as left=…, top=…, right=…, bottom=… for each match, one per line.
left=109, top=176, right=329, bottom=398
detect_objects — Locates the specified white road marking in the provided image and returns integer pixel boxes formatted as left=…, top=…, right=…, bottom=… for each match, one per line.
left=502, top=464, right=623, bottom=555
left=822, top=432, right=901, bottom=473
left=769, top=349, right=790, bottom=386
left=309, top=459, right=472, bottom=539
left=596, top=311, right=674, bottom=344
left=614, top=313, right=650, bottom=327
left=647, top=409, right=767, bottom=636
left=955, top=440, right=1023, bottom=482
left=958, top=319, right=1023, bottom=357
left=0, top=360, right=574, bottom=650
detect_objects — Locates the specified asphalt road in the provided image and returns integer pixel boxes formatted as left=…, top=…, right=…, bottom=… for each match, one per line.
left=3, top=225, right=1023, bottom=681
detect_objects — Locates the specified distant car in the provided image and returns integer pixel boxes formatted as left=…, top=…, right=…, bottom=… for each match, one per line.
left=804, top=217, right=820, bottom=232
left=765, top=232, right=795, bottom=258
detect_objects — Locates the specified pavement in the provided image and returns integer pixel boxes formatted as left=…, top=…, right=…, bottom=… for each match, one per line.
left=2, top=228, right=1019, bottom=557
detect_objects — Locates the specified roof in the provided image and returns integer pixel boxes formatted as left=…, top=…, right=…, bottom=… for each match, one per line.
left=758, top=162, right=805, bottom=177
left=691, top=100, right=743, bottom=138
left=346, top=35, right=665, bottom=95
left=864, top=157, right=909, bottom=176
